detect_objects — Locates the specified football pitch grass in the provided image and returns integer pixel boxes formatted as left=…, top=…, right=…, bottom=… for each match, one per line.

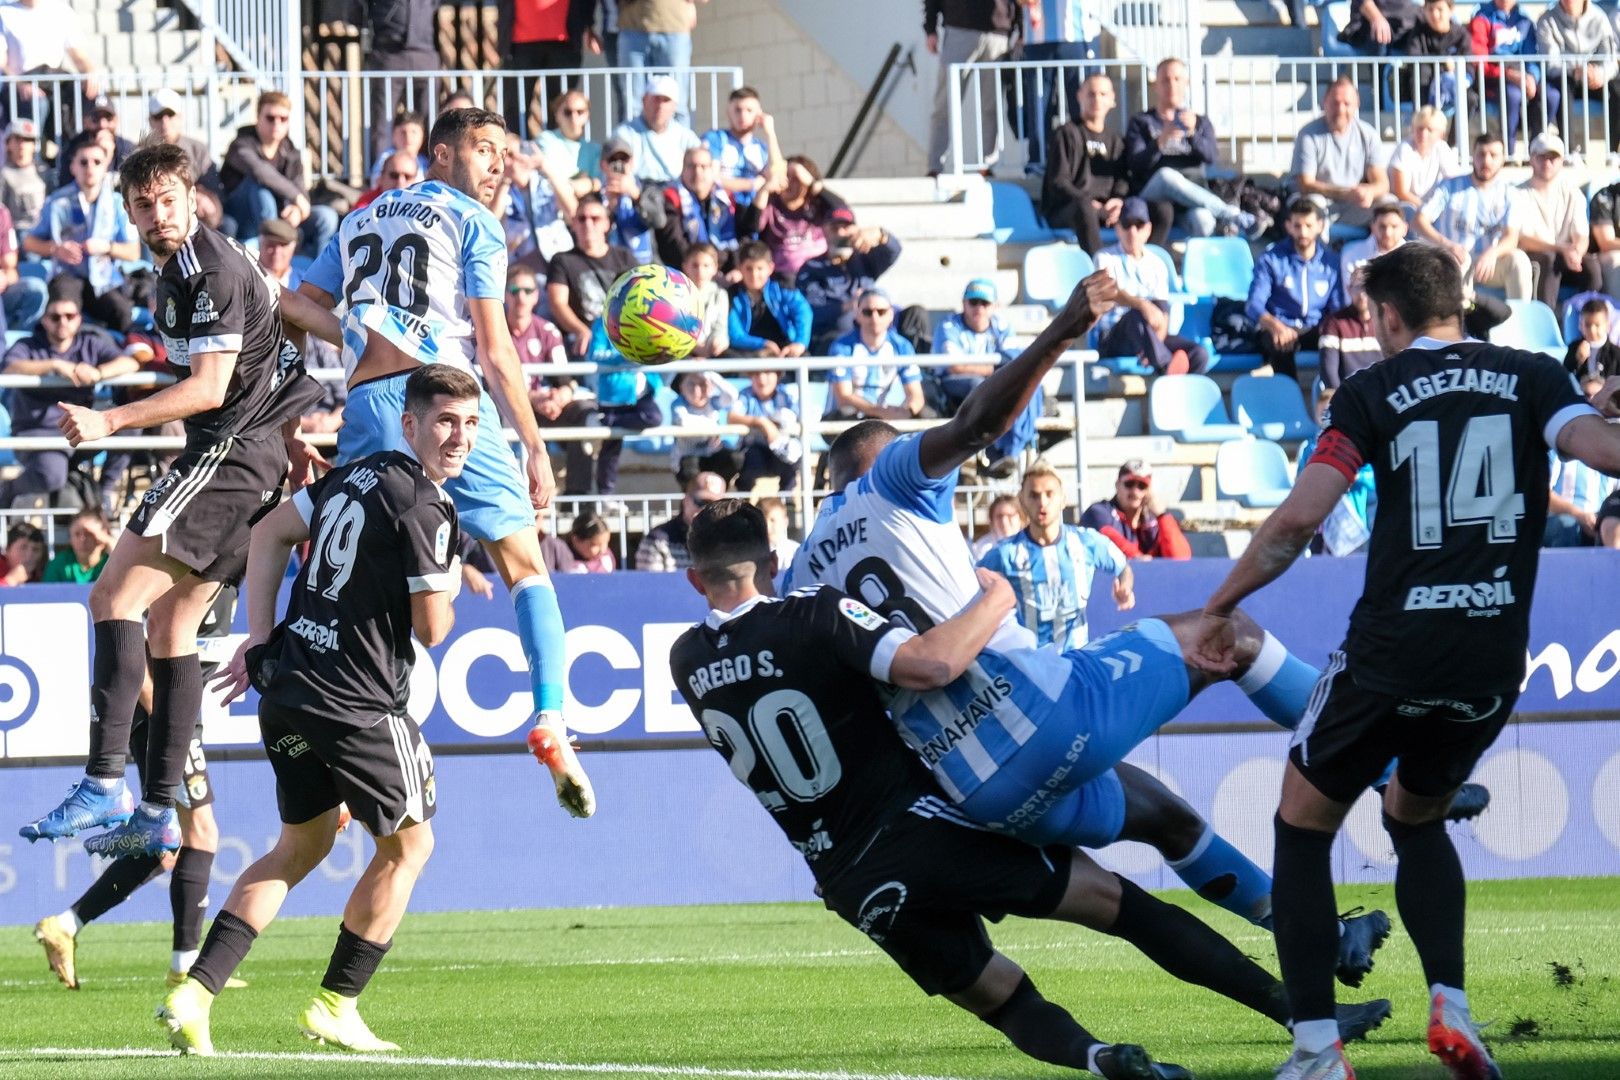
left=1, top=877, right=1615, bottom=1080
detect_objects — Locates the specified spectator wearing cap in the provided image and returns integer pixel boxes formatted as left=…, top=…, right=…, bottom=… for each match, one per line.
left=355, top=149, right=422, bottom=210
left=1039, top=72, right=1127, bottom=255
left=222, top=90, right=339, bottom=260
left=924, top=0, right=1019, bottom=175
left=703, top=86, right=784, bottom=208
left=736, top=153, right=852, bottom=280
left=256, top=218, right=301, bottom=287
left=143, top=89, right=227, bottom=230
left=638, top=143, right=739, bottom=269
left=1338, top=194, right=1408, bottom=284
left=1123, top=58, right=1258, bottom=245
left=1412, top=129, right=1531, bottom=301
left=932, top=277, right=1010, bottom=410
left=827, top=287, right=931, bottom=420
left=597, top=136, right=656, bottom=263
left=0, top=119, right=47, bottom=232
left=1094, top=197, right=1208, bottom=374
left=1246, top=195, right=1342, bottom=380
left=24, top=139, right=138, bottom=332
left=1291, top=77, right=1389, bottom=231
left=635, top=470, right=729, bottom=573
left=538, top=89, right=603, bottom=199
left=1388, top=106, right=1463, bottom=210
left=1080, top=460, right=1192, bottom=560
left=1518, top=130, right=1600, bottom=310
left=727, top=239, right=811, bottom=358
left=798, top=219, right=902, bottom=355
left=617, top=0, right=707, bottom=91
left=611, top=74, right=700, bottom=186
left=57, top=96, right=133, bottom=187
left=0, top=0, right=99, bottom=137
left=256, top=219, right=343, bottom=430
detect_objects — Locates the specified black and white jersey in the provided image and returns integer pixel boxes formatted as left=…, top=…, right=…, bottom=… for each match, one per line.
left=155, top=223, right=322, bottom=447
left=669, top=585, right=934, bottom=881
left=1310, top=338, right=1595, bottom=696
left=258, top=450, right=459, bottom=723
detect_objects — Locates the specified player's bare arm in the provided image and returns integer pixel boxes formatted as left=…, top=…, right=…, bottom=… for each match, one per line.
left=279, top=285, right=342, bottom=346
left=1560, top=381, right=1620, bottom=473
left=57, top=350, right=238, bottom=446
left=888, top=569, right=1016, bottom=689
left=410, top=584, right=458, bottom=648
left=212, top=498, right=310, bottom=703
left=296, top=281, right=337, bottom=311
left=468, top=296, right=555, bottom=509
left=917, top=271, right=1116, bottom=479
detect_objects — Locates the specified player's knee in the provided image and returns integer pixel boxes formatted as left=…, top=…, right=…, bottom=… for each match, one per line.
left=377, top=822, right=435, bottom=872
left=1382, top=810, right=1446, bottom=847
left=180, top=806, right=218, bottom=851
left=274, top=822, right=338, bottom=879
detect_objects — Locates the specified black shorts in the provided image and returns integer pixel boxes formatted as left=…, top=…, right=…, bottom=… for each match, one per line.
left=131, top=717, right=215, bottom=810
left=1291, top=653, right=1514, bottom=804
left=126, top=434, right=287, bottom=584
left=819, top=800, right=1072, bottom=997
left=259, top=697, right=436, bottom=838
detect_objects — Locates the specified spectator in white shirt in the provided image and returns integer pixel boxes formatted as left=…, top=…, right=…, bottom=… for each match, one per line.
left=1338, top=195, right=1408, bottom=284
left=1092, top=197, right=1207, bottom=373
left=1517, top=130, right=1600, bottom=309
left=1388, top=106, right=1462, bottom=209
left=611, top=73, right=699, bottom=186
left=0, top=0, right=99, bottom=137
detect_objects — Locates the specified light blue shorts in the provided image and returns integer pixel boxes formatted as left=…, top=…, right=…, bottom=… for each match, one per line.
left=337, top=370, right=536, bottom=543
left=959, top=619, right=1191, bottom=847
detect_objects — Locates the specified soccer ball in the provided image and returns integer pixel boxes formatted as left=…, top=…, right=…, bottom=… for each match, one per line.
left=603, top=264, right=702, bottom=365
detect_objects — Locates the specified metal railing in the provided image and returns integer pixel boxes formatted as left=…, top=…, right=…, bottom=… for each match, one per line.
left=170, top=0, right=297, bottom=92
left=1098, top=0, right=1203, bottom=71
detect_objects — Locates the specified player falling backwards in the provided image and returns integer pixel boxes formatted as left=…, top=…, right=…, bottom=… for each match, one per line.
left=787, top=273, right=1394, bottom=984
left=19, top=143, right=339, bottom=857
left=674, top=500, right=1391, bottom=1080
left=297, top=107, right=591, bottom=818
left=1197, top=244, right=1620, bottom=1080
left=160, top=363, right=477, bottom=1056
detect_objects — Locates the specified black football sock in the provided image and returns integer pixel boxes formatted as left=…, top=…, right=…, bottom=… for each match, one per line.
left=1272, top=815, right=1341, bottom=1026
left=1106, top=874, right=1292, bottom=1026
left=170, top=847, right=215, bottom=952
left=1385, top=813, right=1467, bottom=991
left=981, top=974, right=1099, bottom=1070
left=321, top=923, right=392, bottom=998
left=189, top=910, right=258, bottom=994
left=71, top=853, right=164, bottom=924
left=87, top=620, right=148, bottom=780
left=145, top=655, right=204, bottom=808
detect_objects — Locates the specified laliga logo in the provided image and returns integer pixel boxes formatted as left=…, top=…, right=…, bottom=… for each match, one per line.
left=0, top=603, right=91, bottom=759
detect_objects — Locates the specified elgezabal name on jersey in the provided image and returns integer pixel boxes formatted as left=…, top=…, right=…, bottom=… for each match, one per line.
left=1385, top=368, right=1520, bottom=414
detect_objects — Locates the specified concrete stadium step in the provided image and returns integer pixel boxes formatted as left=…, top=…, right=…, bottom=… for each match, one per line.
left=848, top=200, right=985, bottom=240
left=83, top=3, right=175, bottom=35
left=95, top=30, right=207, bottom=70
left=824, top=177, right=945, bottom=205
left=893, top=266, right=1020, bottom=311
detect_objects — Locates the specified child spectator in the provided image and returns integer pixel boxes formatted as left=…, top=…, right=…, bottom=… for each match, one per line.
left=1318, top=278, right=1383, bottom=389
left=370, top=110, right=427, bottom=184
left=1246, top=194, right=1342, bottom=379
left=759, top=495, right=799, bottom=565
left=1395, top=0, right=1470, bottom=109
left=43, top=507, right=110, bottom=582
left=729, top=369, right=801, bottom=491
left=727, top=240, right=811, bottom=357
left=669, top=371, right=743, bottom=487
left=703, top=86, right=784, bottom=207
left=0, top=522, right=46, bottom=585
left=682, top=241, right=730, bottom=357
left=1339, top=195, right=1408, bottom=284
left=541, top=511, right=617, bottom=573
left=1565, top=297, right=1620, bottom=380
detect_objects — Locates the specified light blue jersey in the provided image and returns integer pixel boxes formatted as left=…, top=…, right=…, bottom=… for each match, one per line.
left=979, top=526, right=1126, bottom=650
left=302, top=179, right=507, bottom=377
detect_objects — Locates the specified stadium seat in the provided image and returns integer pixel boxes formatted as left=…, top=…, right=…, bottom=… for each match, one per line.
left=1216, top=438, right=1294, bottom=508
left=0, top=399, right=12, bottom=467
left=1181, top=237, right=1256, bottom=301
left=1148, top=373, right=1247, bottom=443
left=798, top=380, right=831, bottom=453
left=1231, top=374, right=1315, bottom=442
left=17, top=260, right=47, bottom=283
left=624, top=382, right=678, bottom=455
left=4, top=329, right=26, bottom=347
left=1493, top=299, right=1566, bottom=359
left=1022, top=243, right=1094, bottom=310
left=988, top=181, right=1073, bottom=244
left=1318, top=1, right=1359, bottom=59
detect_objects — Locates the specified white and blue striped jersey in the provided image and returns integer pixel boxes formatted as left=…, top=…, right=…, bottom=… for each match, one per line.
left=978, top=526, right=1126, bottom=650
left=785, top=433, right=1076, bottom=803
left=303, top=180, right=507, bottom=377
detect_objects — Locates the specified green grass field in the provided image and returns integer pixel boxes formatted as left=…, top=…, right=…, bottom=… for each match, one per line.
left=1, top=877, right=1615, bottom=1080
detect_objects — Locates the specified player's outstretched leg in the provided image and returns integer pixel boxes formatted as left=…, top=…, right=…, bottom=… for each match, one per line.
left=36, top=855, right=164, bottom=990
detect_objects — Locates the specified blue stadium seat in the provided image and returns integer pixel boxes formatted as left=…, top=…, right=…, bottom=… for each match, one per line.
left=1216, top=439, right=1294, bottom=508
left=0, top=399, right=12, bottom=467
left=1148, top=373, right=1246, bottom=443
left=988, top=181, right=1072, bottom=244
left=1493, top=299, right=1566, bottom=359
left=4, top=329, right=26, bottom=347
left=1231, top=374, right=1315, bottom=442
left=798, top=380, right=831, bottom=453
left=17, top=260, right=47, bottom=282
left=1022, top=243, right=1094, bottom=310
left=1181, top=237, right=1256, bottom=301
left=1145, top=243, right=1182, bottom=292
left=1318, top=1, right=1360, bottom=59
left=624, top=382, right=678, bottom=455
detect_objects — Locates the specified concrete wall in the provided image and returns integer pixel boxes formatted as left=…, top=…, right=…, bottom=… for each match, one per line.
left=692, top=0, right=933, bottom=177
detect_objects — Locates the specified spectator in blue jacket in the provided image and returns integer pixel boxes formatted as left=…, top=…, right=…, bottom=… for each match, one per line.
left=727, top=240, right=812, bottom=357
left=798, top=221, right=902, bottom=353
left=1246, top=194, right=1342, bottom=379
left=1471, top=0, right=1558, bottom=155
left=827, top=287, right=931, bottom=420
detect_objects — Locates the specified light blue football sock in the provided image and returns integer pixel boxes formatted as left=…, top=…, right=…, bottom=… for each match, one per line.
left=1167, top=823, right=1275, bottom=928
left=1236, top=631, right=1321, bottom=731
left=512, top=574, right=566, bottom=714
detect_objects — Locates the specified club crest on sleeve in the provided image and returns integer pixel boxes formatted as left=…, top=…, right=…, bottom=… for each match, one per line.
left=434, top=521, right=451, bottom=565
left=838, top=597, right=885, bottom=631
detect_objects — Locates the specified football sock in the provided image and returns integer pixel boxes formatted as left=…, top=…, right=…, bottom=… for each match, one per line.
left=511, top=575, right=566, bottom=714
left=980, top=973, right=1099, bottom=1070
left=321, top=922, right=392, bottom=998
left=1292, top=1018, right=1342, bottom=1055
left=1235, top=632, right=1319, bottom=730
left=1385, top=813, right=1467, bottom=990
left=55, top=909, right=84, bottom=934
left=1432, top=983, right=1469, bottom=1013
left=170, top=847, right=214, bottom=952
left=144, top=655, right=203, bottom=808
left=1106, top=874, right=1291, bottom=1026
left=71, top=853, right=163, bottom=924
left=190, top=910, right=258, bottom=995
left=1272, top=815, right=1341, bottom=1027
left=1166, top=823, right=1274, bottom=927
left=86, top=620, right=148, bottom=780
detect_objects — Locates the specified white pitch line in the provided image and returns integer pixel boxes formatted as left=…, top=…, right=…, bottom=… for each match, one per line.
left=10, top=1047, right=973, bottom=1080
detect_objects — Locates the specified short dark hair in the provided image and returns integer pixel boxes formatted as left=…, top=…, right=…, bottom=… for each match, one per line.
left=828, top=419, right=900, bottom=490
left=1581, top=298, right=1610, bottom=319
left=120, top=141, right=193, bottom=197
left=45, top=273, right=85, bottom=307
left=428, top=108, right=506, bottom=154
left=687, top=499, right=772, bottom=584
left=6, top=522, right=44, bottom=547
left=569, top=511, right=609, bottom=541
left=1473, top=130, right=1504, bottom=151
left=576, top=191, right=606, bottom=212
left=404, top=363, right=481, bottom=415
left=393, top=109, right=426, bottom=130
left=729, top=85, right=761, bottom=103
left=683, top=240, right=721, bottom=267
left=736, top=239, right=773, bottom=266
left=72, top=506, right=110, bottom=531
left=1361, top=243, right=1464, bottom=332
